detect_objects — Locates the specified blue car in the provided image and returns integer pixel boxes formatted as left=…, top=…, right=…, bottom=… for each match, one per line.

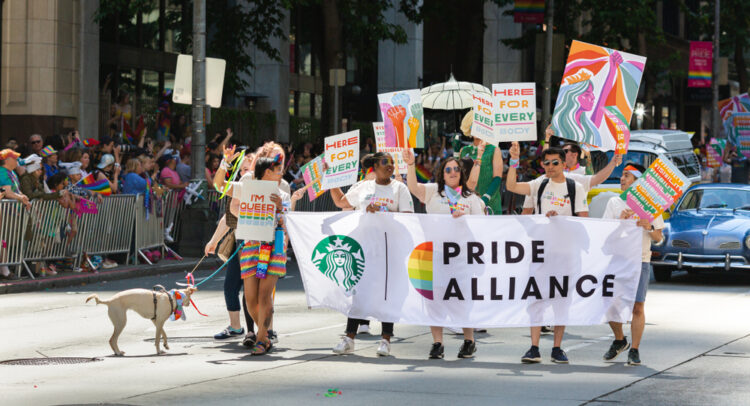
left=651, top=183, right=750, bottom=281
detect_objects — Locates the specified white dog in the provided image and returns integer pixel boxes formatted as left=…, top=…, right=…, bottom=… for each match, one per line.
left=86, top=286, right=197, bottom=356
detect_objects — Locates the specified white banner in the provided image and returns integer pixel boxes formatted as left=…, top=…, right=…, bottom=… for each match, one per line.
left=287, top=212, right=642, bottom=328
left=373, top=122, right=408, bottom=176
left=493, top=83, right=537, bottom=141
left=236, top=179, right=278, bottom=242
left=322, top=130, right=360, bottom=189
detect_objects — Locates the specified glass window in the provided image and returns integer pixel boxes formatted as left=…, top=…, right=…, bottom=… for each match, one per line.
left=314, top=94, right=322, bottom=119
left=593, top=150, right=658, bottom=182
left=668, top=151, right=700, bottom=178
left=679, top=189, right=750, bottom=210
left=298, top=92, right=311, bottom=117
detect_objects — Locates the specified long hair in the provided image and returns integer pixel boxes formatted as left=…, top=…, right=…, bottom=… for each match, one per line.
left=552, top=80, right=600, bottom=146
left=324, top=250, right=354, bottom=289
left=436, top=157, right=471, bottom=198
left=253, top=156, right=281, bottom=180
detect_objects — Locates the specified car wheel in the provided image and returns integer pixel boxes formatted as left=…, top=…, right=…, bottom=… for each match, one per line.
left=653, top=266, right=672, bottom=282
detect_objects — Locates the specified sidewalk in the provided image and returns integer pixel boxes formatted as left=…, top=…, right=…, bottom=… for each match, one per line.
left=0, top=257, right=222, bottom=295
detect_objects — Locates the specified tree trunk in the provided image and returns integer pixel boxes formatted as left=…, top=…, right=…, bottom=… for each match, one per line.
left=320, top=0, right=344, bottom=139
left=735, top=39, right=748, bottom=94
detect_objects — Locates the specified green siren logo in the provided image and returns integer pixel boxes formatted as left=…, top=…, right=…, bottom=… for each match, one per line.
left=312, top=236, right=365, bottom=291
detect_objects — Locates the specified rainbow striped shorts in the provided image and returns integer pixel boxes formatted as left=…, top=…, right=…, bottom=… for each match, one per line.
left=240, top=240, right=286, bottom=279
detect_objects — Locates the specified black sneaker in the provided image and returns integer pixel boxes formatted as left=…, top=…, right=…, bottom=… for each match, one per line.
left=242, top=332, right=257, bottom=348
left=214, top=326, right=244, bottom=340
left=551, top=347, right=569, bottom=364
left=627, top=348, right=641, bottom=366
left=521, top=346, right=541, bottom=363
left=457, top=340, right=477, bottom=358
left=268, top=329, right=278, bottom=344
left=429, top=342, right=445, bottom=359
left=603, top=338, right=630, bottom=361
left=541, top=326, right=553, bottom=334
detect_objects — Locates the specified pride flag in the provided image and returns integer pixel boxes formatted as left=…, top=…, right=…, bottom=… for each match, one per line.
left=514, top=0, right=544, bottom=24
left=415, top=164, right=431, bottom=183
left=77, top=173, right=112, bottom=196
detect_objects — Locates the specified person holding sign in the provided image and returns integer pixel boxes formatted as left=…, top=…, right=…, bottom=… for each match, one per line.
left=506, top=142, right=589, bottom=364
left=329, top=152, right=414, bottom=357
left=601, top=163, right=663, bottom=366
left=402, top=149, right=485, bottom=359
left=459, top=111, right=504, bottom=215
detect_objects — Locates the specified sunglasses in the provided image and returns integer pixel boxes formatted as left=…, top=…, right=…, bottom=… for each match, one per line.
left=563, top=148, right=575, bottom=153
left=31, top=140, right=42, bottom=144
left=379, top=158, right=394, bottom=166
left=444, top=166, right=460, bottom=174
left=542, top=159, right=561, bottom=166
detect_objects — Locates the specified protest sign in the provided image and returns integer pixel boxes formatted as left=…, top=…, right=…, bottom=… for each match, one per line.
left=719, top=93, right=750, bottom=123
left=300, top=154, right=325, bottom=201
left=731, top=113, right=750, bottom=159
left=688, top=41, right=712, bottom=88
left=287, top=211, right=641, bottom=328
left=373, top=122, right=407, bottom=175
left=236, top=179, right=279, bottom=242
left=322, top=130, right=360, bottom=189
left=620, top=158, right=689, bottom=223
left=552, top=40, right=646, bottom=152
left=492, top=83, right=537, bottom=142
left=471, top=93, right=497, bottom=144
left=706, top=138, right=725, bottom=168
left=378, top=89, right=424, bottom=149
left=513, top=0, right=545, bottom=24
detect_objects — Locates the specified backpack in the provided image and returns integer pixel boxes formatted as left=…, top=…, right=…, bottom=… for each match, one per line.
left=536, top=177, right=577, bottom=217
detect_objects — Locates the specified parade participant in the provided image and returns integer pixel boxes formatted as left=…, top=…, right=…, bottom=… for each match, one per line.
left=253, top=141, right=291, bottom=195
left=459, top=111, right=504, bottom=214
left=601, top=163, right=663, bottom=366
left=506, top=142, right=589, bottom=364
left=329, top=152, right=414, bottom=357
left=403, top=149, right=485, bottom=359
left=234, top=156, right=290, bottom=355
left=207, top=146, right=256, bottom=345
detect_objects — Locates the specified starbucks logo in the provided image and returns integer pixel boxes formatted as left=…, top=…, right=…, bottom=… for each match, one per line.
left=312, top=236, right=365, bottom=291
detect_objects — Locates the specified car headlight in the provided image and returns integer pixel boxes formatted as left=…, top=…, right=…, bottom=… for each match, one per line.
left=745, top=235, right=750, bottom=250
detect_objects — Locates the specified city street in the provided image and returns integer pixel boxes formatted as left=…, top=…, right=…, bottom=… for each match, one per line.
left=2, top=262, right=749, bottom=406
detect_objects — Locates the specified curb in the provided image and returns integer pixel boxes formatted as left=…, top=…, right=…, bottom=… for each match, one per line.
left=0, top=258, right=223, bottom=295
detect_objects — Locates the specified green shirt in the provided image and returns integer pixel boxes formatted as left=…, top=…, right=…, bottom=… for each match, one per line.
left=0, top=167, right=19, bottom=193
left=460, top=144, right=502, bottom=214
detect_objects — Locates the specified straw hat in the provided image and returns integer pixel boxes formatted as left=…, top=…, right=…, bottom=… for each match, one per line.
left=460, top=110, right=474, bottom=136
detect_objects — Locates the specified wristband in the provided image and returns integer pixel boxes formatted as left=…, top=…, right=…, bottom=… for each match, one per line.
left=114, top=163, right=121, bottom=168
left=474, top=159, right=482, bottom=165
left=220, top=159, right=231, bottom=171
left=509, top=158, right=519, bottom=169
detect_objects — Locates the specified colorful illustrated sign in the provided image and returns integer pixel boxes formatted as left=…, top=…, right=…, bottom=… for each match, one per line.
left=552, top=40, right=646, bottom=151
left=236, top=179, right=278, bottom=242
left=620, top=158, right=689, bottom=223
left=706, top=138, right=725, bottom=168
left=719, top=93, right=750, bottom=123
left=471, top=93, right=497, bottom=144
left=492, top=83, right=537, bottom=142
left=300, top=154, right=325, bottom=201
left=688, top=41, right=712, bottom=88
left=514, top=0, right=544, bottom=24
left=378, top=89, right=424, bottom=148
left=731, top=113, right=750, bottom=159
left=373, top=122, right=408, bottom=175
left=322, top=130, right=360, bottom=189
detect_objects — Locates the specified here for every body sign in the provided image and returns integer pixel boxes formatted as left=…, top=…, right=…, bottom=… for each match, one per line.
left=322, top=130, right=360, bottom=189
left=493, top=83, right=537, bottom=142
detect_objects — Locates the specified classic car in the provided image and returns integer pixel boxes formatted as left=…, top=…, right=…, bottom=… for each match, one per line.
left=651, top=183, right=750, bottom=281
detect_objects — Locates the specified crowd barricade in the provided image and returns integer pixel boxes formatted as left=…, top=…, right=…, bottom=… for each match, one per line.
left=78, top=194, right=137, bottom=266
left=22, top=200, right=83, bottom=273
left=133, top=194, right=165, bottom=264
left=0, top=200, right=30, bottom=278
left=205, top=189, right=226, bottom=221
left=161, top=189, right=185, bottom=245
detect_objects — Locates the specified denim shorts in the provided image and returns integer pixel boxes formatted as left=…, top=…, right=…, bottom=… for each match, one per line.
left=635, top=262, right=651, bottom=303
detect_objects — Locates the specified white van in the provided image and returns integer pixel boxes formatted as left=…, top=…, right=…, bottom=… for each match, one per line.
left=587, top=130, right=701, bottom=218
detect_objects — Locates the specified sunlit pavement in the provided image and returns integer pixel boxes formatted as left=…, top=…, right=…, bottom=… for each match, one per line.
left=2, top=262, right=749, bottom=406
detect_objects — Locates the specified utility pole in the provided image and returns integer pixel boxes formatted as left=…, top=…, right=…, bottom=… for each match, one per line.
left=712, top=0, right=720, bottom=140
left=191, top=0, right=206, bottom=180
left=542, top=0, right=554, bottom=135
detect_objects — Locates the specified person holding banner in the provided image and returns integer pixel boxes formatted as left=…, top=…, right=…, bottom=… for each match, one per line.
left=506, top=142, right=589, bottom=364
left=458, top=111, right=504, bottom=215
left=402, top=149, right=485, bottom=359
left=329, top=151, right=414, bottom=357
left=601, top=163, right=663, bottom=366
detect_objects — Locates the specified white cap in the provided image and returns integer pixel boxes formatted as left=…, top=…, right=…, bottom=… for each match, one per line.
left=60, top=161, right=82, bottom=176
left=22, top=154, right=42, bottom=173
left=98, top=154, right=115, bottom=169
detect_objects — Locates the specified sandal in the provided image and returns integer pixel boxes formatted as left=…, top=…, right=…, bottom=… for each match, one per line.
left=250, top=340, right=272, bottom=356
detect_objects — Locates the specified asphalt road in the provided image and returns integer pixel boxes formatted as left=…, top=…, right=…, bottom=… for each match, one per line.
left=2, top=261, right=749, bottom=406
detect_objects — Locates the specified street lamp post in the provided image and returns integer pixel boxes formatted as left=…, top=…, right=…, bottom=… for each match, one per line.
left=712, top=0, right=720, bottom=141
left=191, top=0, right=206, bottom=180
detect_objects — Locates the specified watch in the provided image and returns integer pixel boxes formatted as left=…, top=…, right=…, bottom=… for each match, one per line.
left=649, top=225, right=655, bottom=231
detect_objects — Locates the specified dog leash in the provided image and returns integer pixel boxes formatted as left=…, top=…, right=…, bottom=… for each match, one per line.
left=176, top=244, right=243, bottom=317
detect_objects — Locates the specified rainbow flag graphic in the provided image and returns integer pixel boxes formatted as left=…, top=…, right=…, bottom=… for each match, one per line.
left=77, top=173, right=112, bottom=196
left=415, top=164, right=431, bottom=183
left=408, top=242, right=434, bottom=300
left=444, top=185, right=461, bottom=214
left=514, top=0, right=544, bottom=24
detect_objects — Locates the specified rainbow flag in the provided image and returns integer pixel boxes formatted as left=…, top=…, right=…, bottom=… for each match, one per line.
left=444, top=185, right=461, bottom=214
left=78, top=173, right=112, bottom=196
left=514, top=0, right=544, bottom=24
left=415, top=164, right=431, bottom=183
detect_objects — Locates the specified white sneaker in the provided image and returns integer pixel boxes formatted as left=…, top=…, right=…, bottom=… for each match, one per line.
left=356, top=324, right=370, bottom=335
left=332, top=336, right=355, bottom=355
left=376, top=339, right=391, bottom=357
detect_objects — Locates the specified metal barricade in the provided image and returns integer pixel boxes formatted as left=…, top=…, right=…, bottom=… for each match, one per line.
left=162, top=189, right=185, bottom=245
left=133, top=194, right=165, bottom=264
left=22, top=200, right=81, bottom=272
left=78, top=194, right=136, bottom=265
left=0, top=200, right=30, bottom=278
left=205, top=189, right=227, bottom=222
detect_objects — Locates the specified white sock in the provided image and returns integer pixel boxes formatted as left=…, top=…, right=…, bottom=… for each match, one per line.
left=1, top=266, right=10, bottom=277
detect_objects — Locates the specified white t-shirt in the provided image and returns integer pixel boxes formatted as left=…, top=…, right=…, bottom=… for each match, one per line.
left=526, top=175, right=588, bottom=216
left=344, top=179, right=414, bottom=212
left=523, top=173, right=592, bottom=210
left=565, top=164, right=587, bottom=175
left=422, top=183, right=485, bottom=215
left=602, top=196, right=664, bottom=262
